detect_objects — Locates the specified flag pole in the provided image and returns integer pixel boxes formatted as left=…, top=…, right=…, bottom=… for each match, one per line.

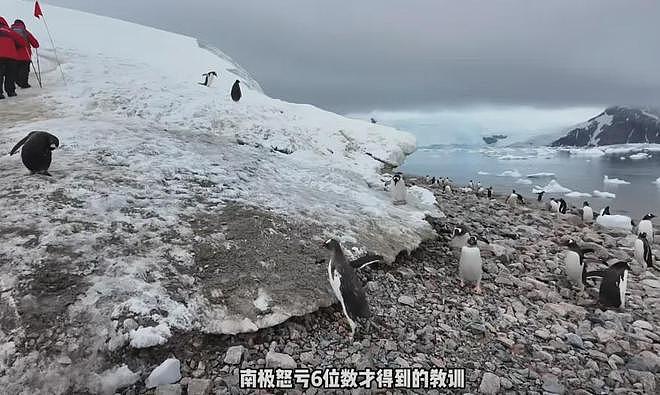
left=31, top=48, right=43, bottom=88
left=35, top=1, right=67, bottom=85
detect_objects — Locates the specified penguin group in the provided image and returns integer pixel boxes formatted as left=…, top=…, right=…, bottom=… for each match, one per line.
left=195, top=69, right=243, bottom=102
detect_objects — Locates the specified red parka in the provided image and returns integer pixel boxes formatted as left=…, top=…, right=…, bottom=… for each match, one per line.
left=11, top=20, right=39, bottom=61
left=0, top=17, right=27, bottom=60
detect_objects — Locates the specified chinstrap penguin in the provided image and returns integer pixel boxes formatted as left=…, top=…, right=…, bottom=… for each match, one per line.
left=459, top=236, right=483, bottom=294
left=10, top=131, right=60, bottom=176
left=323, top=238, right=371, bottom=339
left=231, top=80, right=242, bottom=102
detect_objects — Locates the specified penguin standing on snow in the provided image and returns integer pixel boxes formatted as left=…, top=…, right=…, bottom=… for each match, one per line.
left=581, top=202, right=594, bottom=223
left=323, top=239, right=371, bottom=338
left=391, top=173, right=407, bottom=205
left=10, top=131, right=60, bottom=176
left=587, top=261, right=631, bottom=309
left=563, top=239, right=596, bottom=290
left=459, top=236, right=483, bottom=293
left=537, top=191, right=545, bottom=202
left=231, top=80, right=242, bottom=102
left=637, top=213, right=656, bottom=245
left=199, top=71, right=218, bottom=87
left=634, top=233, right=654, bottom=268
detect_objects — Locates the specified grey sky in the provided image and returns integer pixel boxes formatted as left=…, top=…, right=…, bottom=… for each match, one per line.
left=47, top=0, right=660, bottom=115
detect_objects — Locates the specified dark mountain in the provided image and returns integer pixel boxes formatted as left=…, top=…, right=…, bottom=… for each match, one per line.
left=551, top=106, right=660, bottom=147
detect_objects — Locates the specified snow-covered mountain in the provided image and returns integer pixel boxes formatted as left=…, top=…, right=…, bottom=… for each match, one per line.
left=550, top=106, right=660, bottom=147
left=0, top=1, right=440, bottom=393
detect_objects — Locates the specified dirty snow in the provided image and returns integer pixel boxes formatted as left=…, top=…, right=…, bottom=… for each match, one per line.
left=129, top=324, right=172, bottom=349
left=145, top=358, right=181, bottom=389
left=0, top=1, right=441, bottom=393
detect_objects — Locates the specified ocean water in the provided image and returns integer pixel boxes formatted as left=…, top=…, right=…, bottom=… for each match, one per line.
left=399, top=145, right=660, bottom=220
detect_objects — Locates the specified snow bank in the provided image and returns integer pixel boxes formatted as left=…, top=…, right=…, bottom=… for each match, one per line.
left=565, top=191, right=592, bottom=198
left=499, top=170, right=522, bottom=178
left=534, top=180, right=572, bottom=193
left=129, top=324, right=172, bottom=348
left=597, top=215, right=633, bottom=231
left=603, top=175, right=631, bottom=185
left=408, top=186, right=439, bottom=208
left=593, top=190, right=616, bottom=198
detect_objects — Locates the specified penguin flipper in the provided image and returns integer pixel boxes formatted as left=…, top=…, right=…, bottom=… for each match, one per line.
left=582, top=248, right=595, bottom=255
left=585, top=270, right=606, bottom=278
left=9, top=131, right=37, bottom=155
left=350, top=254, right=383, bottom=270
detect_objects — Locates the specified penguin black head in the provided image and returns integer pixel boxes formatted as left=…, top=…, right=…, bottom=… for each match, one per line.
left=512, top=189, right=516, bottom=193
left=638, top=232, right=647, bottom=239
left=48, top=135, right=60, bottom=150
left=642, top=213, right=656, bottom=220
left=467, top=236, right=478, bottom=247
left=210, top=71, right=218, bottom=76
left=603, top=206, right=610, bottom=215
left=564, top=239, right=578, bottom=248
left=323, top=238, right=340, bottom=250
left=583, top=202, right=590, bottom=207
left=611, top=261, right=631, bottom=273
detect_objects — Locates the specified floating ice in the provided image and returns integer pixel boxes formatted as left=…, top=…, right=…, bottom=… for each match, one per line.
left=526, top=172, right=555, bottom=178
left=593, top=190, right=616, bottom=198
left=654, top=177, right=660, bottom=185
left=603, top=175, right=631, bottom=185
left=629, top=152, right=650, bottom=160
left=565, top=191, right=592, bottom=198
left=477, top=171, right=490, bottom=175
left=498, top=170, right=522, bottom=178
left=533, top=179, right=572, bottom=193
left=515, top=178, right=532, bottom=185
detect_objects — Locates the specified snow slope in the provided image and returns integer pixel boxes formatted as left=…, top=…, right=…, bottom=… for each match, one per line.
left=0, top=1, right=440, bottom=393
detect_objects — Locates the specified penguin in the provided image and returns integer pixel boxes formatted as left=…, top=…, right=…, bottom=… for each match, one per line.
left=487, top=186, right=492, bottom=199
left=430, top=176, right=436, bottom=185
left=370, top=118, right=377, bottom=124
left=199, top=71, right=218, bottom=87
left=516, top=193, right=525, bottom=205
left=10, top=131, right=60, bottom=176
left=637, top=213, right=655, bottom=245
left=449, top=227, right=469, bottom=249
left=459, top=236, right=483, bottom=293
left=505, top=190, right=518, bottom=206
left=231, top=80, right=242, bottom=102
left=468, top=180, right=474, bottom=190
left=323, top=239, right=371, bottom=339
left=634, top=233, right=654, bottom=269
left=563, top=239, right=596, bottom=290
left=537, top=191, right=545, bottom=202
left=549, top=198, right=560, bottom=213
left=558, top=198, right=567, bottom=214
left=600, top=206, right=611, bottom=216
left=587, top=261, right=631, bottom=309
left=425, top=175, right=431, bottom=184
left=444, top=184, right=452, bottom=194
left=582, top=202, right=594, bottom=223
left=391, top=173, right=407, bottom=205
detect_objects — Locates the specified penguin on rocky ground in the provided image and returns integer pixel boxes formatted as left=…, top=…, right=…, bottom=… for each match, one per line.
left=199, top=71, right=218, bottom=87
left=563, top=239, right=596, bottom=290
left=430, top=176, right=436, bottom=185
left=487, top=186, right=492, bottom=199
left=537, top=191, right=545, bottom=202
left=505, top=190, right=519, bottom=206
left=468, top=180, right=474, bottom=190
left=10, top=131, right=60, bottom=176
left=634, top=233, right=654, bottom=269
left=581, top=202, right=594, bottom=224
left=459, top=236, right=483, bottom=294
left=549, top=198, right=560, bottom=213
left=391, top=173, right=407, bottom=205
left=444, top=184, right=452, bottom=194
left=558, top=198, right=567, bottom=214
left=586, top=261, right=631, bottom=309
left=516, top=193, right=525, bottom=205
left=637, top=213, right=655, bottom=245
left=323, top=239, right=371, bottom=339
left=231, top=80, right=242, bottom=102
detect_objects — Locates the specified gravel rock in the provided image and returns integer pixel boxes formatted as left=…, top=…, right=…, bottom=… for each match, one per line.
left=265, top=351, right=297, bottom=369
left=154, top=384, right=182, bottom=395
left=187, top=379, right=212, bottom=395
left=224, top=346, right=245, bottom=365
left=478, top=372, right=501, bottom=394
left=625, top=351, right=660, bottom=373
left=398, top=295, right=415, bottom=307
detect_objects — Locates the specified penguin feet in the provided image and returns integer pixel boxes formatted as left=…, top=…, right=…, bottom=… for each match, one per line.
left=474, top=284, right=482, bottom=294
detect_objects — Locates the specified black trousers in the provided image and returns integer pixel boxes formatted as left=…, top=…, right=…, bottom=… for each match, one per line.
left=16, top=61, right=31, bottom=88
left=0, top=58, right=17, bottom=96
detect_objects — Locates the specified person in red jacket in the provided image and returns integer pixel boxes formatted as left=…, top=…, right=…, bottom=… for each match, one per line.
left=0, top=16, right=26, bottom=99
left=11, top=19, right=39, bottom=89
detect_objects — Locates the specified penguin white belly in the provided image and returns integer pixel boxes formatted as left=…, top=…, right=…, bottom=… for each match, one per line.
left=633, top=239, right=645, bottom=265
left=638, top=221, right=654, bottom=244
left=564, top=251, right=582, bottom=286
left=392, top=182, right=407, bottom=204
left=450, top=234, right=469, bottom=249
left=583, top=207, right=593, bottom=223
left=328, top=260, right=355, bottom=328
left=550, top=201, right=559, bottom=212
left=207, top=74, right=216, bottom=87
left=619, top=270, right=628, bottom=308
left=444, top=185, right=451, bottom=193
left=459, top=246, right=482, bottom=283
left=507, top=194, right=518, bottom=206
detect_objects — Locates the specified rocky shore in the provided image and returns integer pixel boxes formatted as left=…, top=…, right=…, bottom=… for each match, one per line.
left=96, top=179, right=660, bottom=395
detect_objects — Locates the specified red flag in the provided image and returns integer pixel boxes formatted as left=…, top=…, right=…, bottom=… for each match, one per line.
left=34, top=1, right=43, bottom=19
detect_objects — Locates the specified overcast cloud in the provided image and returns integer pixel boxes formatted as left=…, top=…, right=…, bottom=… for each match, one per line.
left=46, top=0, right=660, bottom=114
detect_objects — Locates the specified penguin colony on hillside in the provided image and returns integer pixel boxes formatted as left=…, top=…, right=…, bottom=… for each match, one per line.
left=323, top=173, right=657, bottom=338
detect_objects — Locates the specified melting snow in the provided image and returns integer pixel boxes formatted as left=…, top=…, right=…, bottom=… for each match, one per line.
left=129, top=324, right=172, bottom=349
